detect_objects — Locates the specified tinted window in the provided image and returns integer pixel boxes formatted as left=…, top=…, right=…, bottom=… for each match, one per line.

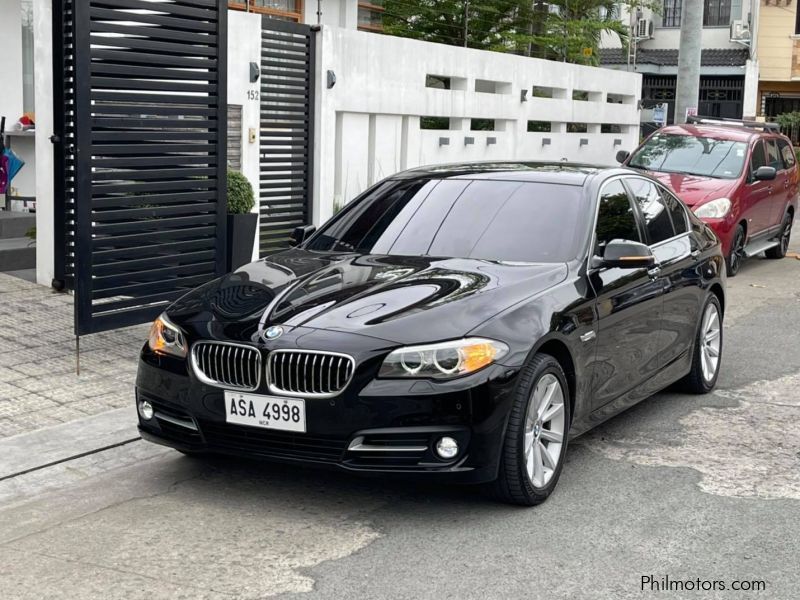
left=307, top=179, right=584, bottom=263
left=778, top=139, right=796, bottom=168
left=628, top=133, right=747, bottom=179
left=595, top=180, right=640, bottom=254
left=627, top=178, right=675, bottom=244
left=765, top=140, right=782, bottom=171
left=660, top=187, right=688, bottom=235
left=750, top=141, right=767, bottom=174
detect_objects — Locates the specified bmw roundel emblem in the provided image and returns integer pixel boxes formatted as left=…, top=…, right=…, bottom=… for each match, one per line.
left=264, top=325, right=284, bottom=340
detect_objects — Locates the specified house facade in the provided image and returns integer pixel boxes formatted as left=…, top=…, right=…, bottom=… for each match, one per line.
left=600, top=1, right=755, bottom=124
left=753, top=0, right=800, bottom=120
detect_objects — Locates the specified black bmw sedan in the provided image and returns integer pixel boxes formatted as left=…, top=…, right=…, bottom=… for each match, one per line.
left=136, top=162, right=726, bottom=506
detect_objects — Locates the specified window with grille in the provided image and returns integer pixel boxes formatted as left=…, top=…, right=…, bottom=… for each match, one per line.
left=228, top=0, right=302, bottom=21
left=703, top=0, right=731, bottom=27
left=662, top=0, right=682, bottom=27
left=358, top=1, right=385, bottom=31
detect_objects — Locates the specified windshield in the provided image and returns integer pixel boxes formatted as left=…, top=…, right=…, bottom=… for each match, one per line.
left=629, top=133, right=747, bottom=179
left=306, top=178, right=583, bottom=263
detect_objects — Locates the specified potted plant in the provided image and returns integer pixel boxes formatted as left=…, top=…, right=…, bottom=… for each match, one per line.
left=226, top=169, right=257, bottom=272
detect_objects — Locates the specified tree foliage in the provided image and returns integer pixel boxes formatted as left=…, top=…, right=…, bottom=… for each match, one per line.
left=381, top=0, right=658, bottom=64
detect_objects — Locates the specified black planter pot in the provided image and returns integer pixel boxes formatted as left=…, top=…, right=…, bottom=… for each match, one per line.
left=226, top=213, right=258, bottom=273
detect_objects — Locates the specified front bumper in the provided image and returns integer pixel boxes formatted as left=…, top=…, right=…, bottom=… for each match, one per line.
left=698, top=214, right=738, bottom=257
left=135, top=350, right=519, bottom=484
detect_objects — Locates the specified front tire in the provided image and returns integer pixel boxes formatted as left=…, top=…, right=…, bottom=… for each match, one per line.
left=681, top=294, right=723, bottom=394
left=489, top=353, right=571, bottom=506
left=765, top=211, right=793, bottom=259
left=726, top=224, right=745, bottom=277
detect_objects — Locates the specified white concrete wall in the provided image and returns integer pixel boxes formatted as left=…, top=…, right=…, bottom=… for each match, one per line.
left=0, top=0, right=24, bottom=126
left=227, top=10, right=262, bottom=261
left=315, top=28, right=642, bottom=224
left=33, top=0, right=53, bottom=285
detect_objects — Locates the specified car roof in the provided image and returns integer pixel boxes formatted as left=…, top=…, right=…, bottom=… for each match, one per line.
left=390, top=161, right=625, bottom=186
left=656, top=123, right=763, bottom=143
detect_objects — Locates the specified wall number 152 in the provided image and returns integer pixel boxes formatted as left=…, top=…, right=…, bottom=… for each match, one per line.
left=247, top=90, right=259, bottom=101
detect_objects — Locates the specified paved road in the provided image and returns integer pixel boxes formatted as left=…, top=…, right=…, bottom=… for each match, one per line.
left=1, top=228, right=799, bottom=600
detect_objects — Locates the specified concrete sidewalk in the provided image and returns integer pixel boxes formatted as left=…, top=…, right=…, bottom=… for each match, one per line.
left=0, top=273, right=147, bottom=438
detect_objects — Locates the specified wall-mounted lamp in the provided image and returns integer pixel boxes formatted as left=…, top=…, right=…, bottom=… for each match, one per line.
left=613, top=138, right=623, bottom=146
left=520, top=89, right=528, bottom=102
left=249, top=62, right=260, bottom=83
left=464, top=136, right=475, bottom=145
left=541, top=138, right=551, bottom=146
left=439, top=137, right=450, bottom=146
left=327, top=70, right=336, bottom=89
left=579, top=138, right=589, bottom=147
left=487, top=137, right=497, bottom=145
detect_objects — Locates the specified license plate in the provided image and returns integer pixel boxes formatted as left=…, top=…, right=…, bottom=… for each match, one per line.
left=224, top=391, right=306, bottom=433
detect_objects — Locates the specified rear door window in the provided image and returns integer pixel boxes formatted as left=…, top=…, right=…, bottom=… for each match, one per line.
left=626, top=178, right=675, bottom=245
left=778, top=139, right=796, bottom=169
left=658, top=186, right=689, bottom=235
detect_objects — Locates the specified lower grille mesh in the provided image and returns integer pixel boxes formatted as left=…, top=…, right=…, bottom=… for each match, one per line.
left=199, top=421, right=348, bottom=462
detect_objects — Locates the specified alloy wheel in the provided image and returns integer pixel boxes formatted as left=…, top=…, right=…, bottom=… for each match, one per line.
left=729, top=228, right=745, bottom=275
left=781, top=215, right=793, bottom=255
left=700, top=303, right=721, bottom=383
left=524, top=373, right=566, bottom=488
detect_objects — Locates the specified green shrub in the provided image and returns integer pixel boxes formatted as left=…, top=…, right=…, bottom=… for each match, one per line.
left=227, top=169, right=255, bottom=214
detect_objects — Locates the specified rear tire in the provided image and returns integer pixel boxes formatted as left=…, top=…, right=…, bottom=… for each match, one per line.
left=726, top=224, right=745, bottom=277
left=681, top=294, right=723, bottom=394
left=488, top=353, right=571, bottom=506
left=765, top=211, right=793, bottom=259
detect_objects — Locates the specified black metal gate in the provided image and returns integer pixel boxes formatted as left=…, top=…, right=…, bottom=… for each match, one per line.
left=259, top=18, right=316, bottom=256
left=642, top=75, right=744, bottom=124
left=53, top=0, right=228, bottom=335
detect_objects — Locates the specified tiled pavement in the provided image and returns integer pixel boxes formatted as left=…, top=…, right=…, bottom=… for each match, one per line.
left=0, top=273, right=147, bottom=438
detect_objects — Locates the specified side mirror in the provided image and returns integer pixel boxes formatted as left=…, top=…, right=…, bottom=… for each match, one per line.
left=615, top=149, right=630, bottom=164
left=291, top=225, right=316, bottom=246
left=753, top=165, right=777, bottom=181
left=592, top=239, right=655, bottom=270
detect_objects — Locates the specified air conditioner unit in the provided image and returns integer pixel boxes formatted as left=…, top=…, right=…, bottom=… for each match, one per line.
left=636, top=18, right=652, bottom=39
left=730, top=20, right=751, bottom=43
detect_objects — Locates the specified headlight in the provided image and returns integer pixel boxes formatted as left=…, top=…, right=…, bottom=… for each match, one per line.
left=378, top=338, right=509, bottom=379
left=693, top=198, right=731, bottom=219
left=147, top=313, right=187, bottom=358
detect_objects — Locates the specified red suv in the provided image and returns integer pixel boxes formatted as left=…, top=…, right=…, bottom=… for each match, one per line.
left=619, top=120, right=797, bottom=276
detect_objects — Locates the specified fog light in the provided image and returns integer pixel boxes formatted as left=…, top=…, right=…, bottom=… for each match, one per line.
left=435, top=436, right=459, bottom=460
left=138, top=400, right=154, bottom=421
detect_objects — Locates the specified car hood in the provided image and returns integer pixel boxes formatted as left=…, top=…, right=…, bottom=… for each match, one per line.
left=645, top=171, right=739, bottom=207
left=167, top=249, right=568, bottom=345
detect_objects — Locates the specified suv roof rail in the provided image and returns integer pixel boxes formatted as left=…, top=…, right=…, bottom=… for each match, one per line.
left=686, top=115, right=781, bottom=133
